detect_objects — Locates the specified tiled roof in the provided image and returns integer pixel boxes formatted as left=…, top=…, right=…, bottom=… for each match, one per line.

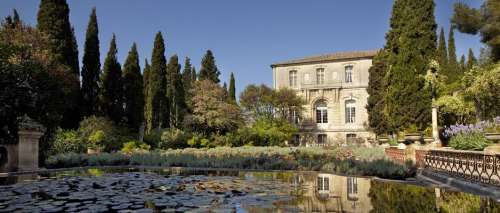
left=271, top=49, right=379, bottom=67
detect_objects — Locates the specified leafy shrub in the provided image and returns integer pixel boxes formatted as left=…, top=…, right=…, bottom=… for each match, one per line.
left=159, top=128, right=190, bottom=149
left=236, top=118, right=297, bottom=146
left=388, top=138, right=399, bottom=146
left=88, top=130, right=105, bottom=150
left=143, top=128, right=163, bottom=149
left=187, top=133, right=212, bottom=148
left=78, top=116, right=134, bottom=152
left=121, top=140, right=151, bottom=154
left=449, top=132, right=490, bottom=151
left=49, top=129, right=86, bottom=155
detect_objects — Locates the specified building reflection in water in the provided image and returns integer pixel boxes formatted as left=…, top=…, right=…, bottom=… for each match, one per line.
left=294, top=173, right=372, bottom=213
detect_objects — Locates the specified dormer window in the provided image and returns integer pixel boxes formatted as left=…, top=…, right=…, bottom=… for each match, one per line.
left=316, top=68, right=325, bottom=85
left=345, top=65, right=353, bottom=83
left=289, top=70, right=297, bottom=87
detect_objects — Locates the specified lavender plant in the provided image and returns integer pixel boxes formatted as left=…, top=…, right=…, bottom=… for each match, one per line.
left=443, top=117, right=499, bottom=150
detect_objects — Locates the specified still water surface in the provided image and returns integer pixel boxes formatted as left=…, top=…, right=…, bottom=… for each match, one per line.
left=0, top=167, right=499, bottom=212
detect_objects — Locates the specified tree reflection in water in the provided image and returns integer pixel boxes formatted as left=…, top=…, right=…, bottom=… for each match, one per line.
left=275, top=172, right=499, bottom=213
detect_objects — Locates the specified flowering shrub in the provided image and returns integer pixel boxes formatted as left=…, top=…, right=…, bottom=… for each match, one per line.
left=449, top=132, right=490, bottom=151
left=443, top=117, right=499, bottom=150
left=444, top=117, right=500, bottom=138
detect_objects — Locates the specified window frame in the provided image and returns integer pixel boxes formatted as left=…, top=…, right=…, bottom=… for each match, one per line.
left=289, top=70, right=298, bottom=87
left=317, top=134, right=327, bottom=144
left=316, top=68, right=325, bottom=85
left=345, top=65, right=353, bottom=83
left=345, top=100, right=356, bottom=123
left=315, top=101, right=328, bottom=124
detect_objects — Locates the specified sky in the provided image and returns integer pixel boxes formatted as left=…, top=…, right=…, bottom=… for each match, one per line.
left=0, top=0, right=484, bottom=95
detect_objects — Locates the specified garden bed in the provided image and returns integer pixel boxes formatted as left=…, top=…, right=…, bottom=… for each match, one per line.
left=45, top=146, right=416, bottom=179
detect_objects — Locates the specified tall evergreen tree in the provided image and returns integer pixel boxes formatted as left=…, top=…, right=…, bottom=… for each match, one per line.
left=37, top=0, right=81, bottom=128
left=12, top=9, right=20, bottom=25
left=229, top=72, right=236, bottom=103
left=384, top=0, right=436, bottom=131
left=122, top=43, right=144, bottom=130
left=459, top=55, right=466, bottom=73
left=81, top=8, right=100, bottom=117
left=37, top=0, right=79, bottom=77
left=148, top=32, right=169, bottom=131
left=4, top=9, right=21, bottom=28
left=100, top=34, right=123, bottom=124
left=166, top=55, right=186, bottom=128
left=447, top=26, right=459, bottom=82
left=182, top=57, right=194, bottom=111
left=143, top=60, right=153, bottom=133
left=199, top=50, right=220, bottom=83
left=367, top=51, right=390, bottom=135
left=436, top=27, right=448, bottom=68
left=466, top=48, right=477, bottom=70
left=191, top=67, right=197, bottom=82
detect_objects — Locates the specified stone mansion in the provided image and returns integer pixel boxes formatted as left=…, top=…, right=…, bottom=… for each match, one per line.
left=271, top=50, right=378, bottom=146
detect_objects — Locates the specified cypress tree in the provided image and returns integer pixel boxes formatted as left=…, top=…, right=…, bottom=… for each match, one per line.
left=436, top=27, right=448, bottom=68
left=12, top=9, right=20, bottom=25
left=37, top=0, right=81, bottom=128
left=191, top=67, right=197, bottom=82
left=466, top=48, right=477, bottom=70
left=229, top=72, right=236, bottom=103
left=166, top=55, right=186, bottom=128
left=447, top=26, right=458, bottom=82
left=459, top=55, right=466, bottom=73
left=122, top=43, right=144, bottom=130
left=367, top=51, right=390, bottom=135
left=384, top=0, right=436, bottom=131
left=100, top=34, right=123, bottom=124
left=143, top=60, right=153, bottom=133
left=37, top=0, right=79, bottom=77
left=199, top=50, right=220, bottom=83
left=81, top=8, right=100, bottom=117
left=148, top=32, right=169, bottom=131
left=4, top=9, right=21, bottom=29
left=182, top=57, right=193, bottom=111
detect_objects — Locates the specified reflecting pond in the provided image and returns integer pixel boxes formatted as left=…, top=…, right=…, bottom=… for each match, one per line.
left=0, top=167, right=499, bottom=212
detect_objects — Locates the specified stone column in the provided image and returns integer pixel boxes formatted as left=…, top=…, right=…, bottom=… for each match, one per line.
left=17, top=115, right=45, bottom=172
left=431, top=106, right=441, bottom=147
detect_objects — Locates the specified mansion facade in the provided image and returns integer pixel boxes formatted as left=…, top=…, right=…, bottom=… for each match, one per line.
left=271, top=50, right=378, bottom=146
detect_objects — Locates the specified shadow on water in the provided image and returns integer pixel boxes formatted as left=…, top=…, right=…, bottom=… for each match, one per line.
left=0, top=167, right=499, bottom=212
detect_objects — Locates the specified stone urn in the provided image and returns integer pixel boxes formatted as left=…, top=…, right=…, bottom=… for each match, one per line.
left=378, top=137, right=389, bottom=144
left=423, top=137, right=434, bottom=143
left=485, top=133, right=500, bottom=142
left=87, top=147, right=102, bottom=155
left=404, top=133, right=422, bottom=143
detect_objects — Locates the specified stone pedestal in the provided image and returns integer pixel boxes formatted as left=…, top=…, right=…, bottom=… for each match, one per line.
left=0, top=115, right=45, bottom=172
left=432, top=107, right=441, bottom=146
left=17, top=130, right=43, bottom=171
